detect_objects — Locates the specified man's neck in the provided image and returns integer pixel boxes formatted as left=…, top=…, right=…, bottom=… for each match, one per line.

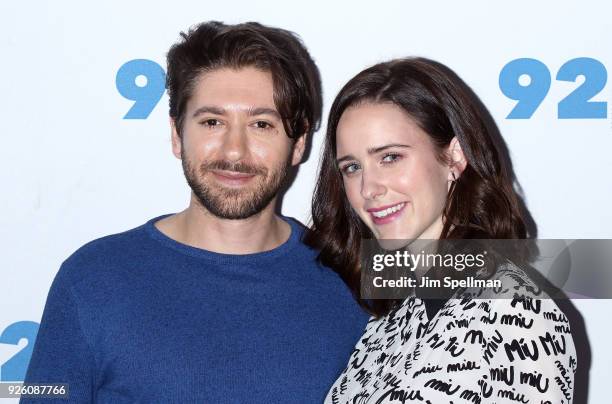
left=154, top=196, right=291, bottom=255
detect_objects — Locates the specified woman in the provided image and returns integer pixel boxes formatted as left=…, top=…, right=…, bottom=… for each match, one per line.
left=305, top=58, right=576, bottom=403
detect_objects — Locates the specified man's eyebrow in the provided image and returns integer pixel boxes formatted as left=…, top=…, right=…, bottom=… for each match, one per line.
left=191, top=106, right=282, bottom=120
left=336, top=143, right=411, bottom=164
left=248, top=107, right=282, bottom=120
left=192, top=106, right=225, bottom=118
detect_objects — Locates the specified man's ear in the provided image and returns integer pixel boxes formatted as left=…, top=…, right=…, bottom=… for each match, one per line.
left=291, top=133, right=307, bottom=166
left=447, top=136, right=467, bottom=180
left=170, top=117, right=182, bottom=160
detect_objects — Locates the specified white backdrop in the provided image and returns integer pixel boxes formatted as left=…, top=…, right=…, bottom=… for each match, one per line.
left=1, top=0, right=610, bottom=402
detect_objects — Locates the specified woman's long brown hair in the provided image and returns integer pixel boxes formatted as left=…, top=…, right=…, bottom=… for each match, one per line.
left=304, top=58, right=535, bottom=317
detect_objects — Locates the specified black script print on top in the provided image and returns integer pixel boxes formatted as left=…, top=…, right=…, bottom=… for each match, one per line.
left=326, top=264, right=577, bottom=404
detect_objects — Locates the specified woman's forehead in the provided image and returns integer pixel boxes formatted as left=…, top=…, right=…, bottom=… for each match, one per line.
left=336, top=103, right=431, bottom=154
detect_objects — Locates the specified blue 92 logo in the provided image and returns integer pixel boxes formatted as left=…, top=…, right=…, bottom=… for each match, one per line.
left=116, top=58, right=609, bottom=120
left=499, top=57, right=608, bottom=119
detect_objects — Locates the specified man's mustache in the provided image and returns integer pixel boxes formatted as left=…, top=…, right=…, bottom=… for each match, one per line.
left=200, top=160, right=268, bottom=176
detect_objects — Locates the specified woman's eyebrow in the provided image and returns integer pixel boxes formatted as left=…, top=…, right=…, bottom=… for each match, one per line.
left=336, top=154, right=355, bottom=164
left=337, top=144, right=410, bottom=164
left=366, top=143, right=411, bottom=154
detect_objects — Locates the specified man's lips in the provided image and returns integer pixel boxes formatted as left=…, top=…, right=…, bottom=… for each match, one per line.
left=211, top=169, right=257, bottom=185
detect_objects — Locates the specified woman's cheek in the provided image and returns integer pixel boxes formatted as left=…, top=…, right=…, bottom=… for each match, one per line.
left=345, top=182, right=362, bottom=212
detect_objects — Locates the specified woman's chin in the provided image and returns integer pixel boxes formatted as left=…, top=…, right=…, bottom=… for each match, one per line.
left=375, top=238, right=411, bottom=251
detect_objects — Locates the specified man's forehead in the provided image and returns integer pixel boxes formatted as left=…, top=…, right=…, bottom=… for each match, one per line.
left=188, top=67, right=277, bottom=112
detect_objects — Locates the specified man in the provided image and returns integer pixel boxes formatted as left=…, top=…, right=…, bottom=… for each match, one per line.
left=22, top=21, right=368, bottom=403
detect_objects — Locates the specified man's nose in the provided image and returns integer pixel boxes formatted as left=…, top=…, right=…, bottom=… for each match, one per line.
left=220, top=124, right=248, bottom=162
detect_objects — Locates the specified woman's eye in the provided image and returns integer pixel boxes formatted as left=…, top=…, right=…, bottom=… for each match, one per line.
left=341, top=163, right=360, bottom=175
left=381, top=153, right=402, bottom=164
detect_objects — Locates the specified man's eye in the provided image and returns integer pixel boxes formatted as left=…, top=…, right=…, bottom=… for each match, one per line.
left=254, top=121, right=273, bottom=130
left=200, top=119, right=220, bottom=127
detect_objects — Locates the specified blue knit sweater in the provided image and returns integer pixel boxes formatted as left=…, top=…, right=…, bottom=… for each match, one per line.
left=22, top=215, right=368, bottom=403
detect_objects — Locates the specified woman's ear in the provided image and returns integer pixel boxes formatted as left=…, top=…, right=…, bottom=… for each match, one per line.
left=447, top=136, right=467, bottom=180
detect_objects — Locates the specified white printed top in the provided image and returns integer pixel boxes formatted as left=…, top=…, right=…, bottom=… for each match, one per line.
left=326, top=265, right=577, bottom=404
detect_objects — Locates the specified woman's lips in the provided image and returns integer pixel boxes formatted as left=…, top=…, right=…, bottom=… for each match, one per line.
left=367, top=202, right=407, bottom=225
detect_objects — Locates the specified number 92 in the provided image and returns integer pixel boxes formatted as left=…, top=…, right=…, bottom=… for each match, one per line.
left=499, top=57, right=608, bottom=119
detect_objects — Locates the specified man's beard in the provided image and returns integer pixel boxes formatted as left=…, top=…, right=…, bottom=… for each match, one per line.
left=181, top=151, right=290, bottom=220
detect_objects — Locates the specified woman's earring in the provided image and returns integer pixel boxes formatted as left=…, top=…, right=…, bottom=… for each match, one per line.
left=451, top=171, right=457, bottom=182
